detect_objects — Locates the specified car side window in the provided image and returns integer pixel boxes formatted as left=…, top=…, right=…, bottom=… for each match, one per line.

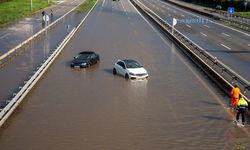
left=90, top=54, right=95, bottom=59
left=117, top=61, right=125, bottom=69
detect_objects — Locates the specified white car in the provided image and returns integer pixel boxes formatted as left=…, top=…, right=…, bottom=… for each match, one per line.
left=113, top=59, right=149, bottom=80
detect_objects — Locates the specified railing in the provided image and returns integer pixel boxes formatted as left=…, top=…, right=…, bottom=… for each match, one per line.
left=0, top=0, right=98, bottom=127
left=131, top=0, right=250, bottom=102
left=0, top=0, right=85, bottom=67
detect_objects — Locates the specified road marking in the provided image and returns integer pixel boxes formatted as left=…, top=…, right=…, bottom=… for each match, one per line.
left=200, top=32, right=207, bottom=37
left=101, top=0, right=105, bottom=8
left=158, top=0, right=250, bottom=37
left=222, top=32, right=231, bottom=37
left=221, top=44, right=231, bottom=50
left=204, top=25, right=210, bottom=28
left=186, top=24, right=191, bottom=28
left=0, top=33, right=11, bottom=39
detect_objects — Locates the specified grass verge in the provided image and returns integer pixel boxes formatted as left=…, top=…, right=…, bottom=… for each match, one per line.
left=0, top=0, right=52, bottom=26
left=224, top=21, right=250, bottom=32
left=234, top=12, right=250, bottom=19
left=75, top=0, right=97, bottom=13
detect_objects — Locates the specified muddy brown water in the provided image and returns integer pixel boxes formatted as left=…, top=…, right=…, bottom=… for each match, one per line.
left=0, top=0, right=249, bottom=149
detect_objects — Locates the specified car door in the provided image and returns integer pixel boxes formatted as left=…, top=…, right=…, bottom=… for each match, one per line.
left=91, top=54, right=97, bottom=64
left=116, top=61, right=126, bottom=76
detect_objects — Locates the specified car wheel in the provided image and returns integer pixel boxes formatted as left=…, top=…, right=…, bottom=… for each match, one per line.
left=113, top=68, right=117, bottom=75
left=125, top=73, right=129, bottom=79
left=70, top=64, right=74, bottom=68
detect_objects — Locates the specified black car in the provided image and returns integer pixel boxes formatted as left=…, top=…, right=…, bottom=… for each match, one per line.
left=70, top=51, right=100, bottom=68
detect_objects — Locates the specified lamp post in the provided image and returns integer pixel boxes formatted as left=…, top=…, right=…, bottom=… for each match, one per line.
left=30, top=0, right=33, bottom=11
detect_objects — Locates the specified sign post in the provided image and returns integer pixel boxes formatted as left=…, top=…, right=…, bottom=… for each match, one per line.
left=172, top=18, right=177, bottom=35
left=244, top=1, right=248, bottom=11
left=227, top=7, right=234, bottom=21
left=30, top=0, right=33, bottom=11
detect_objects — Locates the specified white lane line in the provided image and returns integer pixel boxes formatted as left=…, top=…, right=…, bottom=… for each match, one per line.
left=101, top=0, right=105, bottom=8
left=200, top=32, right=207, bottom=37
left=0, top=33, right=11, bottom=39
left=204, top=25, right=210, bottom=28
left=186, top=24, right=191, bottom=28
left=221, top=44, right=231, bottom=50
left=222, top=32, right=231, bottom=37
left=158, top=0, right=250, bottom=37
left=120, top=0, right=126, bottom=13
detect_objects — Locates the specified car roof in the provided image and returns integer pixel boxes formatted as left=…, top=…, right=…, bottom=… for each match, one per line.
left=78, top=51, right=96, bottom=55
left=122, top=59, right=138, bottom=64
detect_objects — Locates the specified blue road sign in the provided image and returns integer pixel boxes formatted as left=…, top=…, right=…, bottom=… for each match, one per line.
left=244, top=1, right=248, bottom=7
left=228, top=7, right=235, bottom=14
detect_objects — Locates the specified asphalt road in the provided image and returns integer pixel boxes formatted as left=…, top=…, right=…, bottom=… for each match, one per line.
left=139, top=0, right=250, bottom=81
left=0, top=0, right=249, bottom=149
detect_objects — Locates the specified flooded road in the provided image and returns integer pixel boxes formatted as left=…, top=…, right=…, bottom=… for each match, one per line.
left=0, top=0, right=249, bottom=149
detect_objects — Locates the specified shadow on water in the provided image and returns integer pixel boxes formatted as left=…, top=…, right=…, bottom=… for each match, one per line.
left=103, top=68, right=114, bottom=75
left=201, top=100, right=220, bottom=106
left=202, top=115, right=230, bottom=121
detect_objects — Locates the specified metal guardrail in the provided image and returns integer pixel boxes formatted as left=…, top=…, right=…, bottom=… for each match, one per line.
left=0, top=0, right=98, bottom=127
left=0, top=0, right=85, bottom=67
left=131, top=0, right=250, bottom=102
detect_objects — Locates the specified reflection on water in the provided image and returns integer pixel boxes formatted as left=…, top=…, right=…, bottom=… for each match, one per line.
left=128, top=79, right=148, bottom=98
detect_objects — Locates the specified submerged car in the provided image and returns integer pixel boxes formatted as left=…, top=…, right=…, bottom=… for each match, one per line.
left=113, top=59, right=149, bottom=79
left=70, top=51, right=99, bottom=68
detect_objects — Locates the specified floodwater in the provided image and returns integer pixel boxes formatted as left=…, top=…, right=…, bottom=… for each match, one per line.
left=0, top=12, right=86, bottom=105
left=0, top=0, right=249, bottom=149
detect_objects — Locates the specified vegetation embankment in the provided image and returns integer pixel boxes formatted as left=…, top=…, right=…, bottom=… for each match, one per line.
left=234, top=12, right=250, bottom=19
left=0, top=0, right=52, bottom=26
left=75, top=0, right=97, bottom=13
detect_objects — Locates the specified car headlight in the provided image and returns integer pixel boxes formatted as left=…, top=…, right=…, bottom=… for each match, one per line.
left=129, top=72, right=135, bottom=76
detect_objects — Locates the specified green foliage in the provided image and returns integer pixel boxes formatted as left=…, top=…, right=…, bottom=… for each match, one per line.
left=75, top=0, right=97, bottom=13
left=0, top=0, right=51, bottom=25
left=234, top=12, right=250, bottom=19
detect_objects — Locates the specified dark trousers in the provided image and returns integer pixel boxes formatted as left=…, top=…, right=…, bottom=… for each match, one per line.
left=236, top=108, right=246, bottom=123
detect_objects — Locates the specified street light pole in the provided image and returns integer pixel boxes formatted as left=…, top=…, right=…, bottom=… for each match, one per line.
left=30, top=0, right=33, bottom=11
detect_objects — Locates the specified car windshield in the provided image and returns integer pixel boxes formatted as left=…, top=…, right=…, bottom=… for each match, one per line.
left=124, top=60, right=142, bottom=68
left=75, top=54, right=89, bottom=60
